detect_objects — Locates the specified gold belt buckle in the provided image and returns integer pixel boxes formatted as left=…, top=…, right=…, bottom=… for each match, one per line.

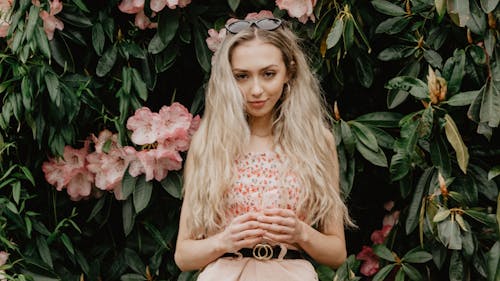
left=252, top=243, right=273, bottom=260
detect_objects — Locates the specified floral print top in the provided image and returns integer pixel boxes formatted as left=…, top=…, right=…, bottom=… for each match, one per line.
left=224, top=151, right=302, bottom=220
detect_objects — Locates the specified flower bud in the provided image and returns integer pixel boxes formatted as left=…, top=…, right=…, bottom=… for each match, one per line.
left=427, top=67, right=447, bottom=104
left=438, top=172, right=448, bottom=197
left=333, top=101, right=341, bottom=121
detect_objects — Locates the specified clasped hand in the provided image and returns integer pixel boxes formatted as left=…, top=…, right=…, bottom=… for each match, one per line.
left=218, top=208, right=305, bottom=254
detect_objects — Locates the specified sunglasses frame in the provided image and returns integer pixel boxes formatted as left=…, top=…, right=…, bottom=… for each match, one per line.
left=225, top=18, right=283, bottom=34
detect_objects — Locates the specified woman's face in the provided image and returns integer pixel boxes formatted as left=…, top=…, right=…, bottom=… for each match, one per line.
left=230, top=38, right=288, bottom=122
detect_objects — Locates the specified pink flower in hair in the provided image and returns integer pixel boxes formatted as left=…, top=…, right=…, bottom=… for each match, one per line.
left=39, top=0, right=64, bottom=40
left=245, top=10, right=274, bottom=20
left=356, top=246, right=380, bottom=276
left=206, top=28, right=227, bottom=53
left=275, top=0, right=317, bottom=23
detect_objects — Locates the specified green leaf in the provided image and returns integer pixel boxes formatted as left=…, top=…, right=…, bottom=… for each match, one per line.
left=468, top=163, right=498, bottom=201
left=487, top=241, right=500, bottom=281
left=435, top=0, right=447, bottom=21
left=20, top=165, right=35, bottom=185
left=121, top=169, right=138, bottom=200
left=375, top=16, right=409, bottom=35
left=480, top=0, right=499, bottom=12
left=446, top=90, right=479, bottom=106
left=342, top=17, right=354, bottom=52
left=378, top=45, right=415, bottom=61
left=316, top=264, right=335, bottom=281
left=371, top=0, right=406, bottom=16
left=120, top=273, right=146, bottom=281
left=372, top=264, right=396, bottom=281
left=60, top=233, right=74, bottom=255
left=386, top=76, right=428, bottom=100
left=228, top=0, right=240, bottom=11
left=158, top=11, right=179, bottom=46
left=355, top=53, right=374, bottom=88
left=71, top=0, right=90, bottom=12
left=437, top=220, right=462, bottom=250
left=124, top=248, right=146, bottom=274
left=340, top=120, right=356, bottom=154
left=86, top=195, right=106, bottom=222
left=133, top=177, right=153, bottom=213
left=449, top=250, right=464, bottom=281
left=395, top=268, right=405, bottom=281
left=122, top=197, right=135, bottom=236
left=443, top=114, right=469, bottom=174
left=92, top=23, right=105, bottom=56
left=25, top=5, right=40, bottom=41
left=402, top=248, right=433, bottom=263
left=373, top=244, right=396, bottom=262
left=44, top=72, right=61, bottom=106
left=49, top=33, right=75, bottom=71
left=193, top=20, right=211, bottom=72
left=404, top=264, right=424, bottom=281
left=96, top=44, right=118, bottom=77
left=143, top=222, right=170, bottom=250
left=355, top=140, right=388, bottom=167
left=35, top=26, right=51, bottom=60
left=131, top=68, right=148, bottom=101
left=326, top=18, right=343, bottom=49
left=406, top=168, right=433, bottom=234
left=12, top=181, right=21, bottom=204
left=350, top=121, right=379, bottom=151
left=443, top=49, right=466, bottom=95
left=488, top=165, right=500, bottom=180
left=161, top=172, right=183, bottom=199
left=36, top=236, right=53, bottom=268
left=424, top=49, right=443, bottom=68
left=466, top=0, right=487, bottom=35
left=430, top=133, right=451, bottom=177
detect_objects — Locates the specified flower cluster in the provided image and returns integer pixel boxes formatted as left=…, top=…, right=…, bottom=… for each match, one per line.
left=0, top=0, right=12, bottom=38
left=42, top=103, right=200, bottom=201
left=118, top=0, right=191, bottom=30
left=0, top=251, right=8, bottom=281
left=356, top=201, right=400, bottom=276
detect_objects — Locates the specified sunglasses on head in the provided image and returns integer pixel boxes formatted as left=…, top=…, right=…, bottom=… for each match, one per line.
left=225, top=18, right=283, bottom=34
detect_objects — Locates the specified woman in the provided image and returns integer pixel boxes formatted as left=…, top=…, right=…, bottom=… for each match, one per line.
left=174, top=17, right=353, bottom=280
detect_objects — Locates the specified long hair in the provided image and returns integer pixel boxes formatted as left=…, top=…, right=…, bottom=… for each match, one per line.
left=183, top=22, right=353, bottom=238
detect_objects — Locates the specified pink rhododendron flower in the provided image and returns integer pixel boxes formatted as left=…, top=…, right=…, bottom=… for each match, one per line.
left=357, top=246, right=380, bottom=276
left=39, top=0, right=64, bottom=40
left=245, top=10, right=274, bottom=20
left=370, top=209, right=400, bottom=244
left=118, top=0, right=144, bottom=14
left=0, top=250, right=8, bottom=281
left=127, top=107, right=161, bottom=145
left=42, top=141, right=94, bottom=200
left=86, top=132, right=138, bottom=193
left=134, top=147, right=182, bottom=181
left=150, top=0, right=190, bottom=11
left=156, top=102, right=192, bottom=141
left=206, top=28, right=227, bottom=53
left=276, top=0, right=316, bottom=23
left=0, top=0, right=12, bottom=38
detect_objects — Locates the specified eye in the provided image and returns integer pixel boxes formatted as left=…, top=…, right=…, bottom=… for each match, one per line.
left=234, top=73, right=248, bottom=80
left=263, top=71, right=276, bottom=79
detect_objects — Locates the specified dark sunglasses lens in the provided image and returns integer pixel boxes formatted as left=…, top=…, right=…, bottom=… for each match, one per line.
left=256, top=18, right=282, bottom=30
left=227, top=21, right=252, bottom=33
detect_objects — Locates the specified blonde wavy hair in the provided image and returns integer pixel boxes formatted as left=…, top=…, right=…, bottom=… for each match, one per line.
left=183, top=21, right=353, bottom=238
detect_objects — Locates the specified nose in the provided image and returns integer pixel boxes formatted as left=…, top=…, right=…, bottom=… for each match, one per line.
left=250, top=78, right=264, bottom=96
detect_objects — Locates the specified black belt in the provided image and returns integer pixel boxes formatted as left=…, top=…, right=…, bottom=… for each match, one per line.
left=222, top=244, right=303, bottom=260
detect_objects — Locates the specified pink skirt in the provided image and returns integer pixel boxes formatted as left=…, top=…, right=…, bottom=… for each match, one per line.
left=197, top=257, right=318, bottom=281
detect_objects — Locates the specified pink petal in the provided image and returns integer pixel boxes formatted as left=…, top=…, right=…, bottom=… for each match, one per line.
left=0, top=251, right=9, bottom=266
left=156, top=102, right=192, bottom=142
left=66, top=170, right=94, bottom=201
left=127, top=107, right=160, bottom=145
left=50, top=0, right=63, bottom=15
left=118, top=0, right=144, bottom=14
left=150, top=0, right=168, bottom=12
left=245, top=10, right=274, bottom=20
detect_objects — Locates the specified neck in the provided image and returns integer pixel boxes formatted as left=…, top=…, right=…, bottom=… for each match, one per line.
left=248, top=116, right=273, bottom=138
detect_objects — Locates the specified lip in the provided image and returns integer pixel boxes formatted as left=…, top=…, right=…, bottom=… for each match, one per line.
left=248, top=100, right=267, bottom=109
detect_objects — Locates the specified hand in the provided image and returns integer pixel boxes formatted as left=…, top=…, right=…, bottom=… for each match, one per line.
left=257, top=208, right=306, bottom=245
left=216, top=212, right=265, bottom=253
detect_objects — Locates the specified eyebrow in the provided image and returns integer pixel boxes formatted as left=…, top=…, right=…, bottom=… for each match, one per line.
left=231, top=65, right=280, bottom=72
